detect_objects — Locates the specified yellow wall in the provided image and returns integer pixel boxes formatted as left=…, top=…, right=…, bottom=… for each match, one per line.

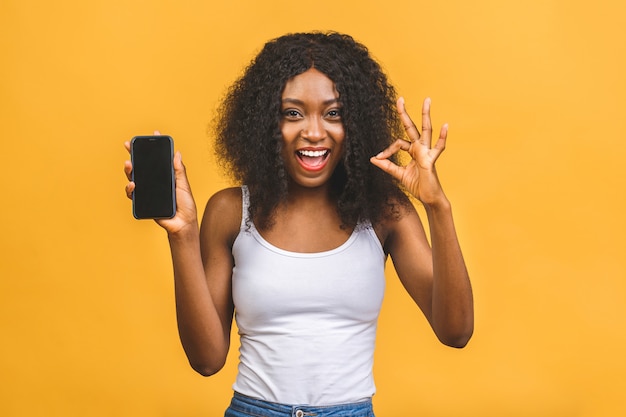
left=1, top=0, right=625, bottom=416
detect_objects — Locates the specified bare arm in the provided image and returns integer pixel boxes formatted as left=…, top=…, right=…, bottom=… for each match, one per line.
left=170, top=189, right=239, bottom=375
left=385, top=198, right=473, bottom=347
left=371, top=98, right=474, bottom=347
left=124, top=139, right=238, bottom=374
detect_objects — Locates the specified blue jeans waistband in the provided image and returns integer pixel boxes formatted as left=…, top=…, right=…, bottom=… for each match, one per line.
left=225, top=392, right=375, bottom=417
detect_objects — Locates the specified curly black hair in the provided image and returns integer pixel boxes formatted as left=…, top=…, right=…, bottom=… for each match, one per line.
left=214, top=31, right=409, bottom=230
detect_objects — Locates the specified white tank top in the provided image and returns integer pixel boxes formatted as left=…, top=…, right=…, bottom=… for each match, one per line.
left=231, top=186, right=386, bottom=405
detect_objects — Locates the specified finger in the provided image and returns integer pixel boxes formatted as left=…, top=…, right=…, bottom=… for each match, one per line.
left=124, top=159, right=134, bottom=180
left=173, top=151, right=183, bottom=173
left=421, top=97, right=433, bottom=147
left=125, top=182, right=135, bottom=200
left=172, top=151, right=191, bottom=190
left=124, top=141, right=130, bottom=153
left=369, top=156, right=406, bottom=180
left=372, top=138, right=412, bottom=160
left=433, top=123, right=448, bottom=154
left=154, top=130, right=161, bottom=135
left=397, top=97, right=421, bottom=142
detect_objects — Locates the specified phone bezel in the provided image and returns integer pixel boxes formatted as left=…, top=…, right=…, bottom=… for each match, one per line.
left=130, top=135, right=176, bottom=220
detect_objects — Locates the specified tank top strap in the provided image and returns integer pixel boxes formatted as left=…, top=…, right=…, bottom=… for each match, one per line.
left=240, top=185, right=250, bottom=229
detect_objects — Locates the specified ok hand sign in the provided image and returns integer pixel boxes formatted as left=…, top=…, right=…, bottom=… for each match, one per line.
left=370, top=97, right=449, bottom=208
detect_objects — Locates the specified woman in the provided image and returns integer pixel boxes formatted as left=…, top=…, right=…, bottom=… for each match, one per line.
left=124, top=31, right=473, bottom=417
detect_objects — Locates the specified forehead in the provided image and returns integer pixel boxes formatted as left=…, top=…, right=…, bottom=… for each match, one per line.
left=282, top=68, right=338, bottom=100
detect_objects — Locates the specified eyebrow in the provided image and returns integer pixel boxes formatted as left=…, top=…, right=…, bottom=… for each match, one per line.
left=281, top=98, right=341, bottom=106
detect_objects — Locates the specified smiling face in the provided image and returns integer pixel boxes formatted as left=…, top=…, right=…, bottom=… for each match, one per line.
left=279, top=68, right=345, bottom=190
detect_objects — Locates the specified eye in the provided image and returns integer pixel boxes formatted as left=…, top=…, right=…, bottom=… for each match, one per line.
left=282, top=109, right=302, bottom=119
left=325, top=108, right=342, bottom=119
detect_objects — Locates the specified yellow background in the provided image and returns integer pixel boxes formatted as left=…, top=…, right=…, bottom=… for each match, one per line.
left=1, top=0, right=625, bottom=416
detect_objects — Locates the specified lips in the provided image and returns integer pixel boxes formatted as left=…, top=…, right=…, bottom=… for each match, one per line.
left=296, top=148, right=331, bottom=171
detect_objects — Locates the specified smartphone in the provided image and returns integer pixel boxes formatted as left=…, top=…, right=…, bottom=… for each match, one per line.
left=130, top=135, right=176, bottom=219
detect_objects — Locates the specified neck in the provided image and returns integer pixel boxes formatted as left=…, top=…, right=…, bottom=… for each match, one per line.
left=285, top=181, right=336, bottom=206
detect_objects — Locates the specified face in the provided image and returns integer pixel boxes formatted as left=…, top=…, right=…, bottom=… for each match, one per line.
left=279, top=68, right=345, bottom=189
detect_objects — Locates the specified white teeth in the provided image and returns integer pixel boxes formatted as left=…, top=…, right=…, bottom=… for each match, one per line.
left=298, top=150, right=328, bottom=157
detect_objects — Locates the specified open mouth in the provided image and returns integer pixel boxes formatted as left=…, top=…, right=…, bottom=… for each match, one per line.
left=296, top=149, right=331, bottom=170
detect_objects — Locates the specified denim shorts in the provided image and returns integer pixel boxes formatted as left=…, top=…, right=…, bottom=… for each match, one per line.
left=224, top=392, right=375, bottom=417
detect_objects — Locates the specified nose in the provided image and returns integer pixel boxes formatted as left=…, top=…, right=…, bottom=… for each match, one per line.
left=301, top=116, right=325, bottom=142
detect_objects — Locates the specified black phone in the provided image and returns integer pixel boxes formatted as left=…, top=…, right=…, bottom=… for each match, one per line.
left=130, top=135, right=176, bottom=219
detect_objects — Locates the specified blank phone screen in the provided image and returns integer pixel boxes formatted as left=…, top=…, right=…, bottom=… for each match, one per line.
left=131, top=136, right=175, bottom=219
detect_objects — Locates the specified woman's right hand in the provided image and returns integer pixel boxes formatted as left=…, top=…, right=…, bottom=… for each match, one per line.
left=124, top=135, right=199, bottom=235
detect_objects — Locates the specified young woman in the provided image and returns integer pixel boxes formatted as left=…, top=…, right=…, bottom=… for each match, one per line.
left=124, top=31, right=473, bottom=417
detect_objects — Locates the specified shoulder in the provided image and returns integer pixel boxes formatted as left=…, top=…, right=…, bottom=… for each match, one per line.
left=373, top=193, right=424, bottom=252
left=205, top=187, right=243, bottom=212
left=200, top=187, right=243, bottom=248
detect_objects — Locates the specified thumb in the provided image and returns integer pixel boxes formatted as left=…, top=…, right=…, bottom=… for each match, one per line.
left=173, top=151, right=195, bottom=199
left=173, top=151, right=188, bottom=184
left=174, top=151, right=186, bottom=175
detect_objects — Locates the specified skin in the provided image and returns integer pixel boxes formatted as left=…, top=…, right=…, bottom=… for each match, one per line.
left=370, top=96, right=473, bottom=348
left=264, top=68, right=350, bottom=252
left=124, top=68, right=473, bottom=376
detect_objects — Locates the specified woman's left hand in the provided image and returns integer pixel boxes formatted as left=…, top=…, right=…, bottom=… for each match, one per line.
left=370, top=97, right=448, bottom=207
